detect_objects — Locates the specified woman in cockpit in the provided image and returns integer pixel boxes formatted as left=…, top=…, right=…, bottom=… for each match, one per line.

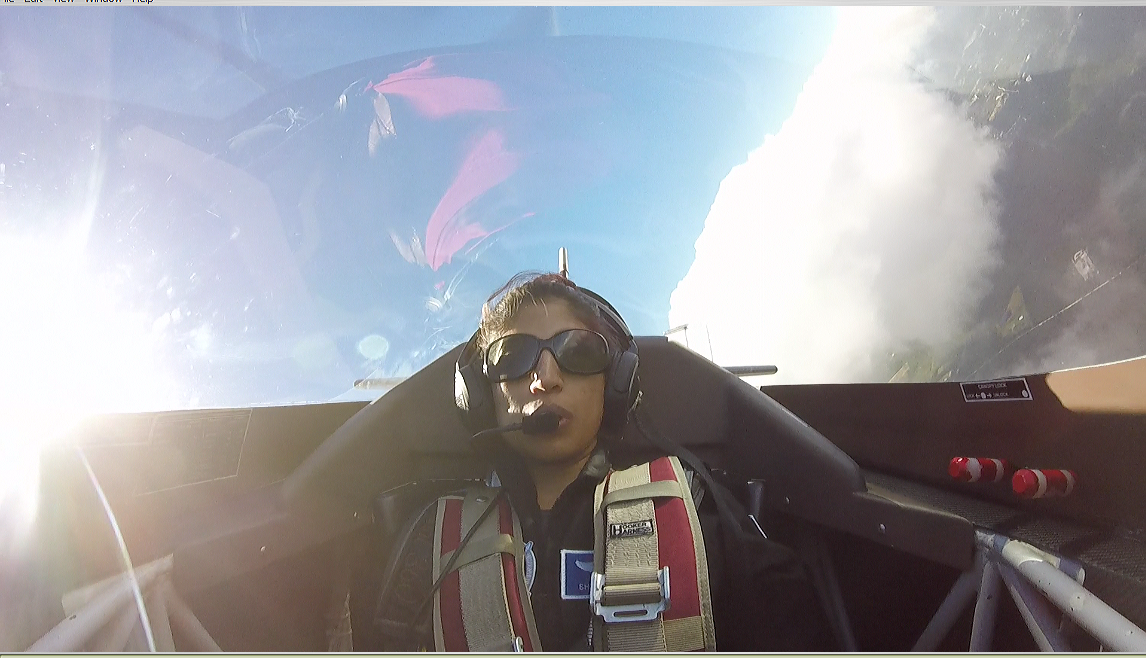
left=358, top=272, right=831, bottom=652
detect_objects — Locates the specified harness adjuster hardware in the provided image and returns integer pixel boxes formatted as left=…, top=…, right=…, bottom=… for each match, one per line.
left=589, top=566, right=671, bottom=623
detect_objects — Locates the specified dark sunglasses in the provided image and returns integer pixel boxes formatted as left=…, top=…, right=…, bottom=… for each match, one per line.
left=484, top=329, right=612, bottom=383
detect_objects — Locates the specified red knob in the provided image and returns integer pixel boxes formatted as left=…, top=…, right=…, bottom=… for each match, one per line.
left=1013, top=468, right=1077, bottom=499
left=949, top=457, right=1012, bottom=483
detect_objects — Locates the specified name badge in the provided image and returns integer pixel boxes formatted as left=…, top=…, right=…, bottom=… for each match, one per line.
left=560, top=549, right=594, bottom=600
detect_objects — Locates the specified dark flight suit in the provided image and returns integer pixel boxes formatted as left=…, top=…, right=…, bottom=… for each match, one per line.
left=352, top=445, right=834, bottom=651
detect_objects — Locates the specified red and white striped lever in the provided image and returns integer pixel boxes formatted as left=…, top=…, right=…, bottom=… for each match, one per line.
left=1012, top=468, right=1078, bottom=499
left=949, top=457, right=1013, bottom=483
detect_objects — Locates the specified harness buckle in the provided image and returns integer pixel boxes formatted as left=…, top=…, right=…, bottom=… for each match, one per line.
left=589, top=566, right=670, bottom=623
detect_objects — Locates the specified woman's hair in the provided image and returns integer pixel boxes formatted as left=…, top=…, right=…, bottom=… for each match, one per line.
left=477, top=271, right=626, bottom=352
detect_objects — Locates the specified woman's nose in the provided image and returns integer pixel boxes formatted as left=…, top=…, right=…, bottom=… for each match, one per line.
left=529, top=349, right=563, bottom=394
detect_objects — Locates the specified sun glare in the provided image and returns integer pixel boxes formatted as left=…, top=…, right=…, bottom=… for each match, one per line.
left=0, top=234, right=177, bottom=550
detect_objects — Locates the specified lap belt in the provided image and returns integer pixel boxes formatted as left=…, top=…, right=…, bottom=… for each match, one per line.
left=430, top=457, right=714, bottom=652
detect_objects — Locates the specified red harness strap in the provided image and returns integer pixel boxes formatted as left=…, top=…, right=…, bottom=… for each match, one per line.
left=648, top=457, right=704, bottom=630
left=498, top=498, right=537, bottom=651
left=591, top=456, right=716, bottom=651
left=432, top=490, right=540, bottom=652
left=434, top=497, right=466, bottom=652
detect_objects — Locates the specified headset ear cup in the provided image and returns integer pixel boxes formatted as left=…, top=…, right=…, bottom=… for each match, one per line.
left=602, top=348, right=639, bottom=433
left=455, top=337, right=497, bottom=434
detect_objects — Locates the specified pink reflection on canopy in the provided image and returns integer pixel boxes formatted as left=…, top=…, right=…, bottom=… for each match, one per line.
left=370, top=57, right=510, bottom=119
left=424, top=129, right=522, bottom=270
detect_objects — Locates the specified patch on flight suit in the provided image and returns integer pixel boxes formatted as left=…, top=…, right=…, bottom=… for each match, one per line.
left=523, top=541, right=536, bottom=594
left=560, top=549, right=594, bottom=600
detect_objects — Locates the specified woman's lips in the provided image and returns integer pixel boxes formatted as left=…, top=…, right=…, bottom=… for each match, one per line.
left=526, top=403, right=572, bottom=432
left=533, top=403, right=572, bottom=420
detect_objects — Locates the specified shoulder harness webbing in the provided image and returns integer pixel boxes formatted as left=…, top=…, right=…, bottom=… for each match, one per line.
left=591, top=455, right=717, bottom=651
left=431, top=487, right=542, bottom=652
left=430, top=456, right=715, bottom=652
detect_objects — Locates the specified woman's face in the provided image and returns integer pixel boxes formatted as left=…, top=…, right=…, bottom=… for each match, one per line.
left=488, top=299, right=606, bottom=467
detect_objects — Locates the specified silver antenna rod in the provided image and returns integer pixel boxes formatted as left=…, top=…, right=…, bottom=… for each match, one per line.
left=559, top=247, right=569, bottom=279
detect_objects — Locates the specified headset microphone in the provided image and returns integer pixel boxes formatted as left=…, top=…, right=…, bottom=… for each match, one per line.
left=470, top=410, right=561, bottom=442
left=523, top=410, right=561, bottom=434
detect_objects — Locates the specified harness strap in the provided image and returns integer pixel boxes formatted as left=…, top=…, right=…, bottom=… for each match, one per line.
left=432, top=488, right=542, bottom=652
left=592, top=457, right=717, bottom=652
left=601, top=480, right=684, bottom=507
left=439, top=534, right=519, bottom=575
left=459, top=488, right=517, bottom=652
left=596, top=462, right=666, bottom=651
left=665, top=456, right=716, bottom=652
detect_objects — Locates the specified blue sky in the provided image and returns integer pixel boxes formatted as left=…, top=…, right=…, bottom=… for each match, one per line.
left=4, top=6, right=835, bottom=115
left=554, top=7, right=835, bottom=65
left=2, top=7, right=839, bottom=407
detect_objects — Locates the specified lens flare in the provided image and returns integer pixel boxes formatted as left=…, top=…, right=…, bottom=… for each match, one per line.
left=0, top=234, right=177, bottom=558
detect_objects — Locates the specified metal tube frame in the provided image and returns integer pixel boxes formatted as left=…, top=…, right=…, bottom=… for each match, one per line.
left=90, top=604, right=144, bottom=652
left=146, top=582, right=176, bottom=652
left=983, top=530, right=1146, bottom=652
left=28, top=556, right=172, bottom=652
left=996, top=560, right=1070, bottom=651
left=968, top=560, right=1001, bottom=652
left=912, top=529, right=1146, bottom=652
left=26, top=555, right=223, bottom=653
left=162, top=578, right=223, bottom=652
left=912, top=551, right=985, bottom=651
left=815, top=541, right=858, bottom=652
left=799, top=525, right=859, bottom=651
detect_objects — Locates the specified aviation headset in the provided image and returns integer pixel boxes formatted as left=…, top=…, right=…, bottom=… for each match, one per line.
left=454, top=280, right=641, bottom=438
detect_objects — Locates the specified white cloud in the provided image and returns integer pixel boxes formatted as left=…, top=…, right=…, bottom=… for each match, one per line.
left=669, top=7, right=1004, bottom=384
